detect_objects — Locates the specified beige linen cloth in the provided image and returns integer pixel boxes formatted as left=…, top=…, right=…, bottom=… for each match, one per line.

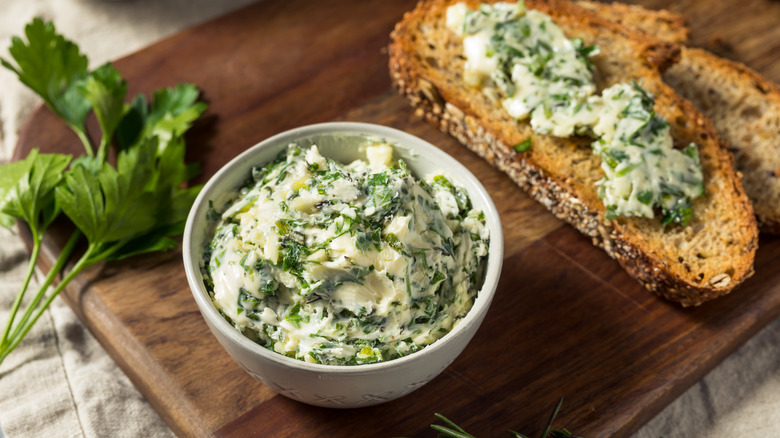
left=0, top=0, right=778, bottom=437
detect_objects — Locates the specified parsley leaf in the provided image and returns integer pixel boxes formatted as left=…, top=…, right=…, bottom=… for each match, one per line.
left=56, top=142, right=155, bottom=249
left=117, top=83, right=208, bottom=150
left=147, top=83, right=208, bottom=145
left=56, top=135, right=201, bottom=263
left=0, top=18, right=92, bottom=152
left=80, top=63, right=128, bottom=161
left=513, top=138, right=532, bottom=153
left=0, top=149, right=71, bottom=234
left=0, top=156, right=35, bottom=229
left=285, top=302, right=304, bottom=328
left=108, top=136, right=202, bottom=261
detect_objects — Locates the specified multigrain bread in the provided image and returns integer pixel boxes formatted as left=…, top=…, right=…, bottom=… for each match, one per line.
left=665, top=49, right=780, bottom=234
left=581, top=1, right=780, bottom=234
left=389, top=0, right=758, bottom=306
left=577, top=1, right=689, bottom=45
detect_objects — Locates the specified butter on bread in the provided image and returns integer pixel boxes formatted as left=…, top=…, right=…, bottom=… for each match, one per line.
left=580, top=0, right=780, bottom=234
left=389, top=0, right=758, bottom=306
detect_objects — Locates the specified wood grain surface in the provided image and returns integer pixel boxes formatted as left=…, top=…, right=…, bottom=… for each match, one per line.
left=13, top=0, right=780, bottom=436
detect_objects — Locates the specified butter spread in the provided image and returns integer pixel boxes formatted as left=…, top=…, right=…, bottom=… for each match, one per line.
left=202, top=141, right=489, bottom=365
left=447, top=1, right=704, bottom=225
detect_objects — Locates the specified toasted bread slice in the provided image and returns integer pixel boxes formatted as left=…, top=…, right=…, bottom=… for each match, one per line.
left=389, top=0, right=758, bottom=306
left=582, top=1, right=780, bottom=234
left=577, top=1, right=689, bottom=45
left=664, top=48, right=780, bottom=234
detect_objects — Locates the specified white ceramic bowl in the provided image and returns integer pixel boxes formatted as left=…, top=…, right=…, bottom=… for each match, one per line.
left=182, top=122, right=503, bottom=408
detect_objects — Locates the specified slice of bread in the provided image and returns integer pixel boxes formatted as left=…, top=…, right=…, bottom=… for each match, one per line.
left=389, top=0, right=758, bottom=306
left=664, top=49, right=780, bottom=234
left=577, top=1, right=689, bottom=45
left=581, top=1, right=780, bottom=234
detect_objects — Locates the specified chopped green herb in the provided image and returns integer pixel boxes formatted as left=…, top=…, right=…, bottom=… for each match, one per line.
left=513, top=138, right=532, bottom=153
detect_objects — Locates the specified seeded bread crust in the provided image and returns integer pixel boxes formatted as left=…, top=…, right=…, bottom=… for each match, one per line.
left=581, top=1, right=780, bottom=234
left=389, top=0, right=758, bottom=306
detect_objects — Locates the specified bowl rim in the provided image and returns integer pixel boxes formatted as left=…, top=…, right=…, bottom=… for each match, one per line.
left=182, top=121, right=504, bottom=375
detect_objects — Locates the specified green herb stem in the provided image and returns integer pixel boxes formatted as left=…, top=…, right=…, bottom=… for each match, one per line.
left=72, top=125, right=95, bottom=157
left=539, top=398, right=564, bottom=438
left=430, top=425, right=477, bottom=438
left=0, top=230, right=82, bottom=364
left=0, top=229, right=42, bottom=350
left=9, top=231, right=81, bottom=332
left=432, top=413, right=477, bottom=438
left=95, top=135, right=109, bottom=165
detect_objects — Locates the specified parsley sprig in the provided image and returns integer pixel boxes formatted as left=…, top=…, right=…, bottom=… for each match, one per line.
left=0, top=18, right=207, bottom=365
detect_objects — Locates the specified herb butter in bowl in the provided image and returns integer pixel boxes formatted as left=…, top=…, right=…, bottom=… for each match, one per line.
left=183, top=122, right=502, bottom=408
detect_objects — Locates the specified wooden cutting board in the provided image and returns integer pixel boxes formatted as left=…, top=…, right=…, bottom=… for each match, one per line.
left=13, top=0, right=780, bottom=436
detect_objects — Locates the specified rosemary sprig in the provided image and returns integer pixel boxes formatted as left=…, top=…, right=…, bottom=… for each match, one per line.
left=431, top=413, right=476, bottom=438
left=432, top=398, right=584, bottom=438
